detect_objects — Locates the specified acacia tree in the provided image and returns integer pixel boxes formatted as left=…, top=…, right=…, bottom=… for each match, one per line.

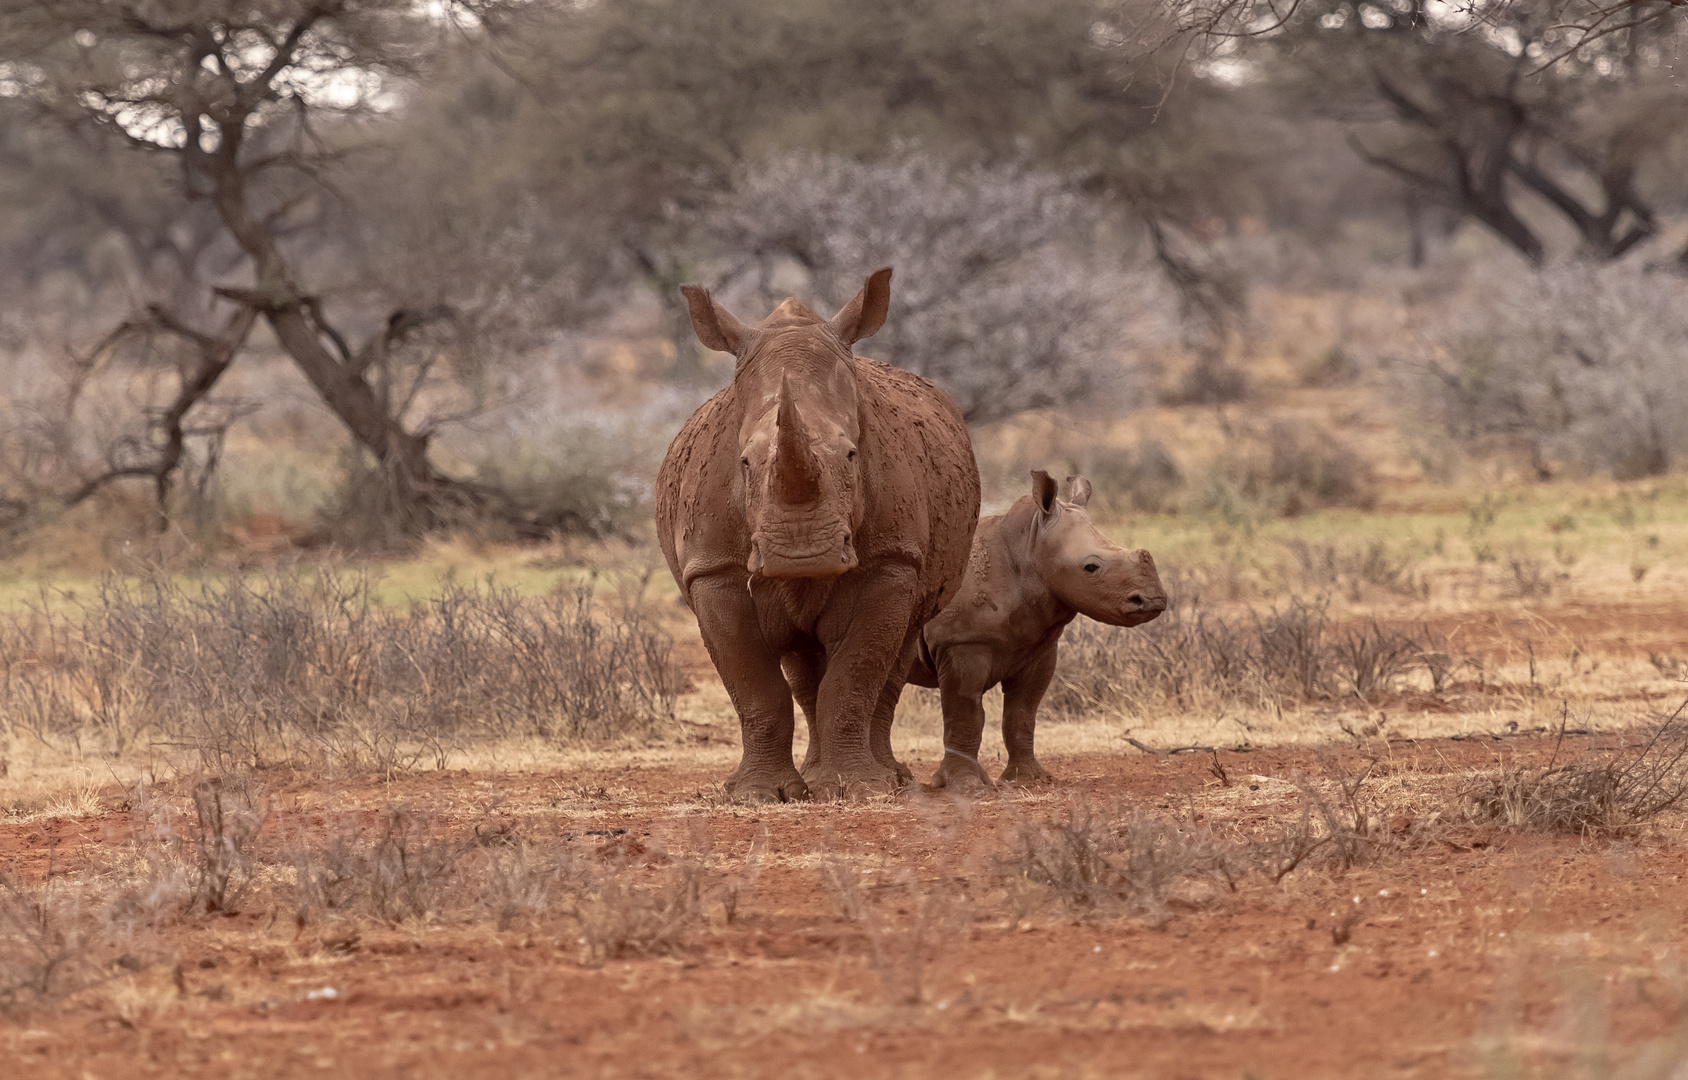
left=1167, top=0, right=1688, bottom=265
left=0, top=0, right=543, bottom=531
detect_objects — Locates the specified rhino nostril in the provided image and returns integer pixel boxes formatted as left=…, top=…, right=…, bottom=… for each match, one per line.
left=1127, top=594, right=1144, bottom=606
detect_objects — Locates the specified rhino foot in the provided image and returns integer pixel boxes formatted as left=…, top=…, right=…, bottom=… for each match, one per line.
left=926, top=750, right=995, bottom=794
left=802, top=760, right=902, bottom=802
left=724, top=767, right=812, bottom=804
left=998, top=758, right=1052, bottom=786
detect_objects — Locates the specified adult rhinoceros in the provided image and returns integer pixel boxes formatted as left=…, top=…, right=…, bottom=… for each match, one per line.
left=655, top=269, right=979, bottom=801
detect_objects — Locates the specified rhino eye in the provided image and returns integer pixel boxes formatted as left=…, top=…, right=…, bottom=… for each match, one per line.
left=1084, top=562, right=1100, bottom=574
left=847, top=449, right=856, bottom=461
left=740, top=457, right=750, bottom=468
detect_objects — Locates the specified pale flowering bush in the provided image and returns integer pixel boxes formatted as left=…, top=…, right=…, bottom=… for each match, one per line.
left=705, top=150, right=1179, bottom=422
left=1410, top=261, right=1688, bottom=478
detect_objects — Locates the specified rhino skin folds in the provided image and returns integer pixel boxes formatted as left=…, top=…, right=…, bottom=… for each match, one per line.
left=655, top=268, right=980, bottom=802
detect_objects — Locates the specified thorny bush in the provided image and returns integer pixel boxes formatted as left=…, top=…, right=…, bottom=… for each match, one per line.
left=1465, top=700, right=1688, bottom=835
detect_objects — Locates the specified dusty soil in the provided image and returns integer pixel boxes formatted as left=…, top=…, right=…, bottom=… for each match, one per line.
left=6, top=733, right=1688, bottom=1080
left=1406, top=601, right=1688, bottom=664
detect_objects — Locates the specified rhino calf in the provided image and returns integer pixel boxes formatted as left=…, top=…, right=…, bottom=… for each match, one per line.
left=907, top=470, right=1166, bottom=788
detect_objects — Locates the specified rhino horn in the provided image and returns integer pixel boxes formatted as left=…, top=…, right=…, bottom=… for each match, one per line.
left=772, top=373, right=821, bottom=505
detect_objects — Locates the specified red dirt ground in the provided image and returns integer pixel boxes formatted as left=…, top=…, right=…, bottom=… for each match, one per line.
left=6, top=734, right=1688, bottom=1079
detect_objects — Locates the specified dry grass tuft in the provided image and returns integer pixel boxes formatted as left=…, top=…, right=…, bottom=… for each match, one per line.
left=1280, top=538, right=1429, bottom=601
left=573, top=858, right=704, bottom=964
left=1047, top=598, right=1447, bottom=720
left=0, top=569, right=681, bottom=772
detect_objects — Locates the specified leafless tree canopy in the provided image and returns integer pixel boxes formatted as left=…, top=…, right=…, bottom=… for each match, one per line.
left=0, top=0, right=1686, bottom=542
left=1168, top=0, right=1688, bottom=264
left=0, top=0, right=567, bottom=534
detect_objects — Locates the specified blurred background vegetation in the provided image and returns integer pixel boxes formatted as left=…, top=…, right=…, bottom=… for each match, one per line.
left=1, top=0, right=1686, bottom=569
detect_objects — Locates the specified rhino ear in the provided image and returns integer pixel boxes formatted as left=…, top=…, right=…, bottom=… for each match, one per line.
left=829, top=267, right=892, bottom=346
left=681, top=285, right=752, bottom=357
left=1065, top=475, right=1092, bottom=508
left=1031, top=470, right=1060, bottom=520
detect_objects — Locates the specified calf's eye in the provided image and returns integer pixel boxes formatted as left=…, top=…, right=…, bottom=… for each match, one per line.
left=1084, top=563, right=1100, bottom=574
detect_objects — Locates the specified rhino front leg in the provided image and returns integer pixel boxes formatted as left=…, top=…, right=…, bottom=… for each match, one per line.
left=804, top=566, right=918, bottom=800
left=688, top=574, right=810, bottom=803
left=929, top=644, right=994, bottom=792
left=999, top=642, right=1057, bottom=785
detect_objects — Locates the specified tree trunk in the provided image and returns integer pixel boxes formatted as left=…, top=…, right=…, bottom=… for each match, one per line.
left=262, top=305, right=445, bottom=507
left=200, top=132, right=486, bottom=532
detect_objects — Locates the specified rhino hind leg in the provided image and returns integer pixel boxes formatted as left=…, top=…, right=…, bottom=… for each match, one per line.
left=867, top=630, right=921, bottom=786
left=783, top=649, right=826, bottom=776
left=999, top=644, right=1058, bottom=786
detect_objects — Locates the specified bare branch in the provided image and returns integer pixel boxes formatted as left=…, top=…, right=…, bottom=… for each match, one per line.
left=62, top=304, right=258, bottom=527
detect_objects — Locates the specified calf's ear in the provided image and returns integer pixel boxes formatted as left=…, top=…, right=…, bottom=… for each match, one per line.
left=1031, top=470, right=1060, bottom=520
left=829, top=267, right=893, bottom=346
left=681, top=285, right=752, bottom=358
left=1065, top=475, right=1092, bottom=508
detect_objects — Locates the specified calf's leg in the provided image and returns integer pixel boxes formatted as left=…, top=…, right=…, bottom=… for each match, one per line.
left=999, top=642, right=1056, bottom=785
left=928, top=644, right=994, bottom=791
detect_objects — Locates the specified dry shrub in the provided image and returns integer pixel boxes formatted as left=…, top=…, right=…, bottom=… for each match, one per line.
left=1411, top=261, right=1688, bottom=480
left=819, top=852, right=870, bottom=922
left=1330, top=622, right=1423, bottom=703
left=819, top=854, right=965, bottom=1007
left=1465, top=702, right=1688, bottom=835
left=3, top=786, right=713, bottom=1014
left=0, top=875, right=95, bottom=1012
left=186, top=777, right=264, bottom=914
left=289, top=807, right=517, bottom=928
left=1269, top=761, right=1399, bottom=877
left=1198, top=421, right=1374, bottom=518
left=0, top=568, right=680, bottom=771
left=1280, top=538, right=1428, bottom=601
left=1046, top=598, right=1438, bottom=719
left=283, top=805, right=706, bottom=960
left=1045, top=597, right=1257, bottom=717
left=1650, top=652, right=1688, bottom=682
left=996, top=797, right=1235, bottom=922
left=1502, top=552, right=1555, bottom=599
left=573, top=859, right=703, bottom=964
left=1079, top=438, right=1185, bottom=515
